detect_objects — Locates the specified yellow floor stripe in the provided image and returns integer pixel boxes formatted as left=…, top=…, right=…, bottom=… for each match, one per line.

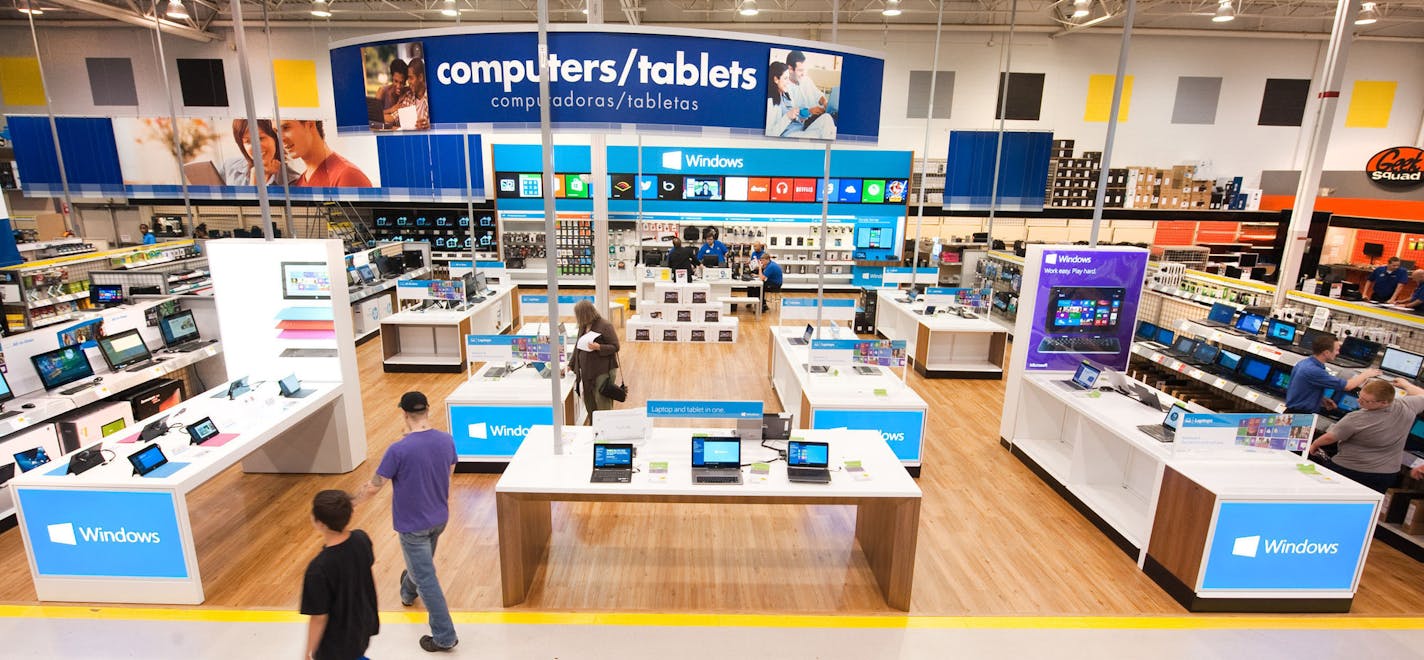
left=0, top=606, right=1422, bottom=630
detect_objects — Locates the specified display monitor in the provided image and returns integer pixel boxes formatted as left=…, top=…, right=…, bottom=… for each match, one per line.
left=474, top=272, right=489, bottom=294
left=1408, top=417, right=1424, bottom=451
left=1206, top=303, right=1235, bottom=325
left=158, top=310, right=200, bottom=347
left=356, top=265, right=375, bottom=283
left=691, top=437, right=741, bottom=468
left=683, top=177, right=723, bottom=200
left=1380, top=346, right=1424, bottom=379
left=280, top=262, right=331, bottom=300
left=1155, top=327, right=1175, bottom=346
left=1045, top=287, right=1125, bottom=333
left=1238, top=253, right=1259, bottom=268
left=1267, top=319, right=1297, bottom=343
left=787, top=440, right=830, bottom=467
left=1192, top=342, right=1220, bottom=364
left=1234, top=313, right=1265, bottom=335
left=97, top=329, right=152, bottom=370
left=427, top=281, right=464, bottom=302
left=1136, top=321, right=1158, bottom=340
left=30, top=345, right=95, bottom=391
left=855, top=227, right=885, bottom=249
left=1216, top=349, right=1242, bottom=371
left=1239, top=357, right=1272, bottom=383
left=90, top=284, right=125, bottom=306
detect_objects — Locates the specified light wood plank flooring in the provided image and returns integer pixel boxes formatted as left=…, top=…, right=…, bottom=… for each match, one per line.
left=0, top=292, right=1420, bottom=615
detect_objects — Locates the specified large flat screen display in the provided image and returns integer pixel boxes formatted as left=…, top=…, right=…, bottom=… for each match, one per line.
left=31, top=345, right=95, bottom=391
left=280, top=262, right=332, bottom=300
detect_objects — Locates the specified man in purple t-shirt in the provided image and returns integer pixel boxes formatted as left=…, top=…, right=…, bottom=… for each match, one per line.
left=356, top=391, right=458, bottom=653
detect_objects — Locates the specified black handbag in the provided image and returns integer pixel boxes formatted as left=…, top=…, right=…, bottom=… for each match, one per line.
left=599, top=355, right=628, bottom=402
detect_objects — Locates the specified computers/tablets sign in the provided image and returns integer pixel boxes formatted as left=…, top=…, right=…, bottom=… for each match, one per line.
left=811, top=408, right=925, bottom=463
left=15, top=488, right=189, bottom=579
left=448, top=404, right=554, bottom=458
left=1199, top=501, right=1375, bottom=592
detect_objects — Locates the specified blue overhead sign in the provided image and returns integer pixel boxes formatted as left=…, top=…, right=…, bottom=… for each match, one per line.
left=17, top=488, right=189, bottom=579
left=1200, top=501, right=1376, bottom=592
left=332, top=26, right=885, bottom=143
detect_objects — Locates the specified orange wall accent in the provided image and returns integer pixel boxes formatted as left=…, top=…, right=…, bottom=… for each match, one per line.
left=1260, top=194, right=1424, bottom=221
left=1350, top=229, right=1403, bottom=264
left=1196, top=223, right=1241, bottom=243
left=1154, top=221, right=1197, bottom=245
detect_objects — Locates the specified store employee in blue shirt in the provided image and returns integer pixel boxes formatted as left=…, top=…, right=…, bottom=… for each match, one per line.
left=1396, top=269, right=1424, bottom=313
left=696, top=228, right=728, bottom=266
left=1364, top=257, right=1410, bottom=303
left=758, top=253, right=783, bottom=312
left=1284, top=334, right=1379, bottom=413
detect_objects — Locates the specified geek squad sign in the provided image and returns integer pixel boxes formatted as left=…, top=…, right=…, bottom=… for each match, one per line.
left=1366, top=146, right=1424, bottom=191
left=330, top=26, right=884, bottom=142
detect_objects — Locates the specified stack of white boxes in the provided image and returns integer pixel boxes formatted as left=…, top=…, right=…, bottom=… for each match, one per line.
left=625, top=282, right=740, bottom=344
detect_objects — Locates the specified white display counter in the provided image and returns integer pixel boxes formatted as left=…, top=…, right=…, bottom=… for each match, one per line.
left=380, top=285, right=516, bottom=372
left=873, top=289, right=1007, bottom=378
left=767, top=325, right=929, bottom=472
left=495, top=425, right=921, bottom=610
left=11, top=379, right=352, bottom=605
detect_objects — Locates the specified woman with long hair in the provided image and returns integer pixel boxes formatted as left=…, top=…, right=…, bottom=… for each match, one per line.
left=571, top=300, right=622, bottom=420
left=224, top=119, right=299, bottom=186
left=764, top=61, right=798, bottom=138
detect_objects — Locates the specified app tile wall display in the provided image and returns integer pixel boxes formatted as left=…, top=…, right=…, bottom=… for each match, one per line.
left=996, top=72, right=1046, bottom=121
left=86, top=58, right=139, bottom=107
left=0, top=57, right=45, bottom=106
left=1344, top=80, right=1396, bottom=129
left=176, top=58, right=229, bottom=107
left=1170, top=76, right=1222, bottom=125
left=1084, top=74, right=1133, bottom=123
left=1257, top=78, right=1311, bottom=127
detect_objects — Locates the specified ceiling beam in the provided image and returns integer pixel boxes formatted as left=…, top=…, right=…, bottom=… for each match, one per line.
left=45, top=0, right=216, bottom=41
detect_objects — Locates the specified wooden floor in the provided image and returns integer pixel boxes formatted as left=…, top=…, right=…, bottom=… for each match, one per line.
left=1, top=292, right=1422, bottom=616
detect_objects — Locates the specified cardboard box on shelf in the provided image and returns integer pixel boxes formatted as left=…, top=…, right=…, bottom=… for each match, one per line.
left=1404, top=499, right=1424, bottom=535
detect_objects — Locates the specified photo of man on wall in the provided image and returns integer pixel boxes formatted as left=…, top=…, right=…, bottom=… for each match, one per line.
left=282, top=120, right=373, bottom=188
left=765, top=48, right=841, bottom=141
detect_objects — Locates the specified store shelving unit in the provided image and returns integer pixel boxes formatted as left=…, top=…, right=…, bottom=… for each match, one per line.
left=0, top=240, right=199, bottom=333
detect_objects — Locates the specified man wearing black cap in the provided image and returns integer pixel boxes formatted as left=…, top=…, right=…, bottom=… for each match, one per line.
left=356, top=391, right=459, bottom=653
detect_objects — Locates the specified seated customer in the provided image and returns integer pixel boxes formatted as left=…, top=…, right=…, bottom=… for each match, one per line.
left=758, top=253, right=783, bottom=312
left=665, top=237, right=698, bottom=275
left=1398, top=269, right=1424, bottom=312
left=1308, top=379, right=1424, bottom=492
left=1284, top=334, right=1379, bottom=414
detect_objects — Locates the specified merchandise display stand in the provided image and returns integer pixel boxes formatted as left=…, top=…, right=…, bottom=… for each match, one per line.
left=495, top=425, right=921, bottom=610
left=626, top=281, right=739, bottom=344
left=379, top=285, right=516, bottom=373
left=873, top=289, right=1007, bottom=379
left=767, top=325, right=929, bottom=473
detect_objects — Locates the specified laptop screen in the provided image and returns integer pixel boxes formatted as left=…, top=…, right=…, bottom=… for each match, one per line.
left=1173, top=336, right=1197, bottom=355
left=1268, top=369, right=1291, bottom=391
left=14, top=447, right=51, bottom=472
left=1192, top=343, right=1219, bottom=364
left=802, top=324, right=814, bottom=342
left=1267, top=319, right=1297, bottom=342
left=1217, top=349, right=1241, bottom=371
left=1240, top=357, right=1272, bottom=383
left=1164, top=403, right=1187, bottom=431
left=787, top=441, right=829, bottom=468
left=1337, top=392, right=1361, bottom=414
left=593, top=443, right=633, bottom=468
left=1072, top=362, right=1101, bottom=389
left=98, top=329, right=152, bottom=370
left=1339, top=337, right=1380, bottom=361
left=692, top=437, right=741, bottom=468
left=1136, top=321, right=1158, bottom=340
left=1155, top=327, right=1175, bottom=346
left=1207, top=303, right=1235, bottom=324
left=1234, top=313, right=1265, bottom=334
left=1381, top=347, right=1424, bottom=379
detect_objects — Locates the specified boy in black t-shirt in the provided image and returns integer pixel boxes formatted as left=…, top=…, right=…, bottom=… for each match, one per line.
left=302, top=490, right=380, bottom=660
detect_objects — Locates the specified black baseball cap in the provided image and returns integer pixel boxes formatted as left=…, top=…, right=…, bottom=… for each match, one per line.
left=398, top=391, right=429, bottom=413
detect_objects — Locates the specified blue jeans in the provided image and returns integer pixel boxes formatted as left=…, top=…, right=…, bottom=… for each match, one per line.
left=398, top=523, right=457, bottom=647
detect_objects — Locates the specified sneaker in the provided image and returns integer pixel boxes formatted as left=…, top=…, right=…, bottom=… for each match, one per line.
left=400, top=570, right=416, bottom=607
left=420, top=636, right=458, bottom=652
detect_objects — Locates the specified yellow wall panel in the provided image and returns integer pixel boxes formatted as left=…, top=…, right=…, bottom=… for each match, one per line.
left=272, top=59, right=319, bottom=108
left=1344, top=80, right=1396, bottom=128
left=1084, top=74, right=1133, bottom=123
left=0, top=57, right=46, bottom=106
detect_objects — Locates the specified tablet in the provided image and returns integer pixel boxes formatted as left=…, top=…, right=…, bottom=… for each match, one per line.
left=187, top=417, right=220, bottom=445
left=127, top=444, right=168, bottom=476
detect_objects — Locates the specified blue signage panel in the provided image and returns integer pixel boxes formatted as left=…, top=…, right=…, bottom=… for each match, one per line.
left=811, top=408, right=925, bottom=463
left=782, top=298, right=856, bottom=308
left=17, top=488, right=189, bottom=579
left=519, top=295, right=595, bottom=305
left=449, top=404, right=554, bottom=458
left=646, top=400, right=763, bottom=419
left=1200, top=501, right=1376, bottom=592
left=809, top=339, right=860, bottom=350
left=332, top=27, right=885, bottom=142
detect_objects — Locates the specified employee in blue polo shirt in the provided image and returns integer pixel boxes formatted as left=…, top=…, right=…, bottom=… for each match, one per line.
left=758, top=253, right=783, bottom=312
left=1364, top=257, right=1410, bottom=303
left=1284, top=334, right=1380, bottom=414
left=696, top=227, right=728, bottom=266
left=1396, top=269, right=1424, bottom=313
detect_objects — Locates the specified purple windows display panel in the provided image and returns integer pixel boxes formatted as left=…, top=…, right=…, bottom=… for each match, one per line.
left=1026, top=247, right=1147, bottom=371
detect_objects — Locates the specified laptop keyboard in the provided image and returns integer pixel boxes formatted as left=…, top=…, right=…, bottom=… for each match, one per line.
left=60, top=382, right=98, bottom=396
left=1137, top=425, right=1174, bottom=443
left=591, top=470, right=631, bottom=483
left=1037, top=336, right=1122, bottom=354
left=695, top=474, right=741, bottom=484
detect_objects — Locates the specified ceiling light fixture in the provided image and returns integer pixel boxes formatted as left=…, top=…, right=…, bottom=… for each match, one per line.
left=1355, top=1, right=1378, bottom=25
left=311, top=0, right=331, bottom=18
left=442, top=0, right=457, bottom=16
left=165, top=0, right=188, bottom=19
left=1212, top=0, right=1235, bottom=22
left=738, top=0, right=758, bottom=16
left=882, top=0, right=902, bottom=17
left=1071, top=0, right=1090, bottom=18
left=16, top=0, right=43, bottom=15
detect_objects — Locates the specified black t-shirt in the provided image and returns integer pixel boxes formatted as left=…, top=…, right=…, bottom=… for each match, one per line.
left=300, top=530, right=380, bottom=660
left=666, top=246, right=697, bottom=273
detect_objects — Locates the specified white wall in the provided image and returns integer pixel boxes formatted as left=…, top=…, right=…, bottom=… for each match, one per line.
left=1, top=24, right=1421, bottom=189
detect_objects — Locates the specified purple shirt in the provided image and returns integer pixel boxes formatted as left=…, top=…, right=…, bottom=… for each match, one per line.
left=376, top=429, right=457, bottom=533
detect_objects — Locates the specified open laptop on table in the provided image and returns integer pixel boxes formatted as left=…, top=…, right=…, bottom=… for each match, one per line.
left=1206, top=347, right=1243, bottom=377
left=1224, top=312, right=1265, bottom=338
left=1163, top=336, right=1200, bottom=359
left=691, top=437, right=742, bottom=485
left=1199, top=302, right=1237, bottom=328
left=1137, top=403, right=1188, bottom=443
left=786, top=440, right=831, bottom=484
left=788, top=324, right=814, bottom=346
left=1379, top=346, right=1424, bottom=382
left=1332, top=337, right=1380, bottom=369
left=1286, top=327, right=1332, bottom=356
left=1055, top=360, right=1102, bottom=392
left=1262, top=318, right=1300, bottom=351
left=1141, top=326, right=1175, bottom=352
left=590, top=443, right=634, bottom=483
left=98, top=329, right=160, bottom=373
left=1320, top=388, right=1362, bottom=420
left=1183, top=341, right=1220, bottom=368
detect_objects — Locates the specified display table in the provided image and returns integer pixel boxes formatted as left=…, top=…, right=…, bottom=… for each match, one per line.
left=766, top=325, right=929, bottom=471
left=873, top=289, right=1007, bottom=378
left=495, top=426, right=922, bottom=610
left=1145, top=460, right=1382, bottom=613
left=380, top=285, right=515, bottom=372
left=627, top=281, right=739, bottom=344
left=11, top=379, right=350, bottom=605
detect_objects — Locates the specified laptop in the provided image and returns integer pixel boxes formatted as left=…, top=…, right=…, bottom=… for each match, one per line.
left=853, top=365, right=881, bottom=376
left=66, top=443, right=106, bottom=475
left=1137, top=403, right=1188, bottom=443
left=590, top=443, right=634, bottom=483
left=786, top=440, right=831, bottom=484
left=788, top=324, right=814, bottom=346
left=1208, top=348, right=1243, bottom=376
left=159, top=310, right=207, bottom=352
left=1128, top=381, right=1164, bottom=412
left=1320, top=388, right=1362, bottom=420
left=14, top=447, right=51, bottom=472
left=1332, top=336, right=1381, bottom=369
left=1380, top=346, right=1424, bottom=380
left=1136, top=321, right=1159, bottom=344
left=1263, top=318, right=1299, bottom=350
left=1164, top=336, right=1200, bottom=359
left=1142, top=326, right=1175, bottom=352
left=278, top=374, right=316, bottom=399
left=1226, top=312, right=1265, bottom=337
left=1199, top=302, right=1237, bottom=328
left=98, top=329, right=158, bottom=373
left=691, top=437, right=742, bottom=485
left=1056, top=360, right=1102, bottom=392
left=1288, top=327, right=1332, bottom=356
left=1184, top=341, right=1220, bottom=367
